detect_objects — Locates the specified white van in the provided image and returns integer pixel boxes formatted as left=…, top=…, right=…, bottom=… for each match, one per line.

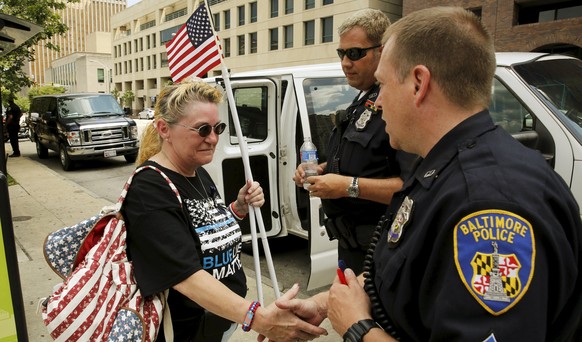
left=205, top=53, right=582, bottom=289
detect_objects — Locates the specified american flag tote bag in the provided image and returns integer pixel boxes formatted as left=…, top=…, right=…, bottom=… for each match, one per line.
left=41, top=166, right=179, bottom=341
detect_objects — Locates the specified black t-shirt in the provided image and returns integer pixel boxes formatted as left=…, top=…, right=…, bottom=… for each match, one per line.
left=122, top=161, right=246, bottom=340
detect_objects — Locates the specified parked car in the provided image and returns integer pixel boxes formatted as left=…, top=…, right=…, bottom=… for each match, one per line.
left=28, top=93, right=140, bottom=171
left=138, top=108, right=155, bottom=119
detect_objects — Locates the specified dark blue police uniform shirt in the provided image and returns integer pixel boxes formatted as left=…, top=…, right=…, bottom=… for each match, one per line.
left=322, top=83, right=398, bottom=224
left=374, top=110, right=582, bottom=341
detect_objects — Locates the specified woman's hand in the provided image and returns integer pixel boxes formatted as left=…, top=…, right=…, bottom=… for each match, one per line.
left=233, top=180, right=264, bottom=216
left=255, top=284, right=328, bottom=342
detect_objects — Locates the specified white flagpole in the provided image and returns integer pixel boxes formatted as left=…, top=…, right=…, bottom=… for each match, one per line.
left=203, top=1, right=281, bottom=304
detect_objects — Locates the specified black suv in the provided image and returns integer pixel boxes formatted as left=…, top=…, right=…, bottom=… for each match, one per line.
left=28, top=93, right=139, bottom=170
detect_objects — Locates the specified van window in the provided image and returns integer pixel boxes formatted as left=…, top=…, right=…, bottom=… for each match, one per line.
left=513, top=58, right=582, bottom=143
left=302, top=77, right=358, bottom=162
left=229, top=87, right=268, bottom=143
left=489, top=78, right=532, bottom=134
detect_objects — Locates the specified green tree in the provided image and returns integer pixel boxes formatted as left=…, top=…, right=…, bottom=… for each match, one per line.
left=0, top=0, right=77, bottom=94
left=27, top=84, right=66, bottom=100
left=111, top=87, right=120, bottom=103
left=122, top=90, right=135, bottom=109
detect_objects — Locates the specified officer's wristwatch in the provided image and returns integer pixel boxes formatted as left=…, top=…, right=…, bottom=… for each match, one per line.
left=347, top=176, right=359, bottom=198
left=343, top=319, right=381, bottom=342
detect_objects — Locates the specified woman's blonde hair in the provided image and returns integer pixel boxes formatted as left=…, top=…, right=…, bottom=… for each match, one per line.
left=136, top=80, right=223, bottom=165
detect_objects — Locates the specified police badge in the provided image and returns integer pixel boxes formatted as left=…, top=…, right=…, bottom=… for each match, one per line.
left=355, top=109, right=372, bottom=130
left=388, top=196, right=414, bottom=244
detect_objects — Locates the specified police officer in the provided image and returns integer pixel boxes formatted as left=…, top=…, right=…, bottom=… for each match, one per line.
left=280, top=7, right=582, bottom=342
left=6, top=98, right=22, bottom=157
left=294, top=9, right=410, bottom=275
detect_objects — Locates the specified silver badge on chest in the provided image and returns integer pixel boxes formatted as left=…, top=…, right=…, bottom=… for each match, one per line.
left=388, top=196, right=414, bottom=244
left=355, top=109, right=372, bottom=130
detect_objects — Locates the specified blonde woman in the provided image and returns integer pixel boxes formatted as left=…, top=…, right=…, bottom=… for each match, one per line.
left=123, top=80, right=327, bottom=342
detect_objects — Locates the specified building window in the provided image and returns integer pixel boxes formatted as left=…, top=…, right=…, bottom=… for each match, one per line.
left=238, top=5, right=245, bottom=26
left=146, top=36, right=150, bottom=49
left=517, top=3, right=582, bottom=24
left=285, top=0, right=293, bottom=14
left=271, top=0, right=278, bottom=18
left=323, top=0, right=333, bottom=5
left=250, top=2, right=258, bottom=23
left=160, top=25, right=181, bottom=44
left=321, top=16, right=333, bottom=43
left=270, top=28, right=278, bottom=50
left=147, top=56, right=151, bottom=70
left=140, top=57, right=144, bottom=71
left=140, top=19, right=156, bottom=31
left=140, top=37, right=143, bottom=51
left=284, top=24, right=293, bottom=48
left=305, top=0, right=315, bottom=9
left=213, top=13, right=220, bottom=31
left=249, top=32, right=257, bottom=53
left=224, top=38, right=231, bottom=57
left=97, top=68, right=105, bottom=83
left=238, top=35, right=245, bottom=55
left=225, top=10, right=231, bottom=29
left=160, top=52, right=168, bottom=67
left=152, top=54, right=157, bottom=69
left=152, top=33, right=156, bottom=47
left=469, top=7, right=482, bottom=18
left=165, top=8, right=187, bottom=21
left=304, top=20, right=314, bottom=45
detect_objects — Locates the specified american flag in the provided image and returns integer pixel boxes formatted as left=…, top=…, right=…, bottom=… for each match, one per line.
left=166, top=3, right=221, bottom=82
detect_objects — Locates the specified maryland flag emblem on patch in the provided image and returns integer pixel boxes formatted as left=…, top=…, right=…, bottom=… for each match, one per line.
left=454, top=209, right=535, bottom=315
left=471, top=250, right=521, bottom=300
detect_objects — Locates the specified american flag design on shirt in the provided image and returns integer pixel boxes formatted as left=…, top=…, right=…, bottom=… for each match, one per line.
left=185, top=196, right=243, bottom=280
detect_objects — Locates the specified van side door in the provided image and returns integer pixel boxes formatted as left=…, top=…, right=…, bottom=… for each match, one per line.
left=207, top=79, right=282, bottom=239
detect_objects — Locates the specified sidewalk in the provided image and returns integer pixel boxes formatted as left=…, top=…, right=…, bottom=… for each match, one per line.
left=5, top=147, right=340, bottom=341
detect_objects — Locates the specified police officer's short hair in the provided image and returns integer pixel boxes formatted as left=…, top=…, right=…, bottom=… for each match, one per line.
left=383, top=7, right=495, bottom=110
left=338, top=9, right=390, bottom=46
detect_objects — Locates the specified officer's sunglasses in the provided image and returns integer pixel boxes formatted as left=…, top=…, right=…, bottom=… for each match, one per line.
left=336, top=45, right=381, bottom=61
left=175, top=122, right=227, bottom=137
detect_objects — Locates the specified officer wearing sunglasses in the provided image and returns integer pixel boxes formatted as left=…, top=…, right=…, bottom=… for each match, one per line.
left=294, top=9, right=414, bottom=275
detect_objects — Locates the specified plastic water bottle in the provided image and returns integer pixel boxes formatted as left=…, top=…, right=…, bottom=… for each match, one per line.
left=300, top=137, right=318, bottom=190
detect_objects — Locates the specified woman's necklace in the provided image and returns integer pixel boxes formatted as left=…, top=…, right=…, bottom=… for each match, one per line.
left=160, top=150, right=209, bottom=200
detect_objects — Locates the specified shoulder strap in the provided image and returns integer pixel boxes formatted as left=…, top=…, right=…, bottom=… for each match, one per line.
left=113, top=165, right=183, bottom=212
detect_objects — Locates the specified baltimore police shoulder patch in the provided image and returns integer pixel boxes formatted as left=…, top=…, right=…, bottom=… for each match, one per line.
left=454, top=209, right=535, bottom=315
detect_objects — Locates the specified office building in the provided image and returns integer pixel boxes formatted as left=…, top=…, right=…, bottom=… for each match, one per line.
left=110, top=0, right=403, bottom=111
left=30, top=0, right=126, bottom=86
left=404, top=0, right=582, bottom=57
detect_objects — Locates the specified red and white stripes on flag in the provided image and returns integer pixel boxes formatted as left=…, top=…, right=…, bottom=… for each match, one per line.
left=166, top=2, right=221, bottom=82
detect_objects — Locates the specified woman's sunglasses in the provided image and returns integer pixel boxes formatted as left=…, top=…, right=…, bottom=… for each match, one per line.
left=175, top=122, right=227, bottom=137
left=336, top=45, right=381, bottom=61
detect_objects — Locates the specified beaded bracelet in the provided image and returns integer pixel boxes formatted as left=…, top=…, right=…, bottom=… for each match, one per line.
left=230, top=201, right=247, bottom=220
left=242, top=300, right=261, bottom=332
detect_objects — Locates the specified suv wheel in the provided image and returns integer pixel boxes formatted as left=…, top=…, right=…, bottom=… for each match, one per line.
left=124, top=153, right=137, bottom=163
left=59, top=144, right=74, bottom=171
left=36, top=139, right=49, bottom=159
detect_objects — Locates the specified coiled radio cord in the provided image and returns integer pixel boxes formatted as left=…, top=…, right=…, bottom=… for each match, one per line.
left=362, top=216, right=401, bottom=340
